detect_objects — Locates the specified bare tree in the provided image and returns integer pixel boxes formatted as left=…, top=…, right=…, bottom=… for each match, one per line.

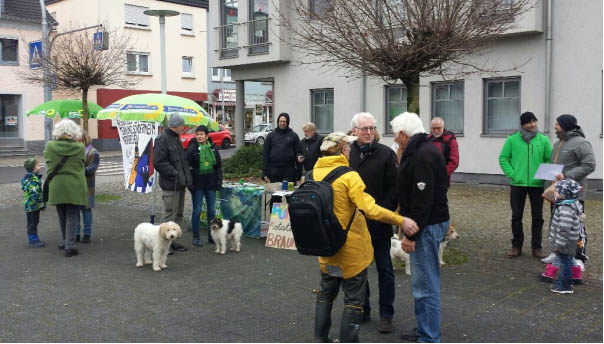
left=278, top=0, right=533, bottom=114
left=21, top=25, right=139, bottom=131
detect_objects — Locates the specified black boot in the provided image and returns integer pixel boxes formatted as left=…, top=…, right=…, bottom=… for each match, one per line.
left=314, top=301, right=333, bottom=342
left=340, top=306, right=363, bottom=343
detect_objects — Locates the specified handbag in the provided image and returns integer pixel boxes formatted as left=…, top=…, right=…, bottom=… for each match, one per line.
left=42, top=156, right=69, bottom=203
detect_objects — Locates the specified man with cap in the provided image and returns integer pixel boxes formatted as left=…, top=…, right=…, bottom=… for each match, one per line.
left=499, top=111, right=552, bottom=258
left=153, top=113, right=192, bottom=253
left=262, top=112, right=304, bottom=183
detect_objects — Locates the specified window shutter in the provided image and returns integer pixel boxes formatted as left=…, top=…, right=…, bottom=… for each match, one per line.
left=125, top=4, right=149, bottom=26
left=181, top=13, right=193, bottom=31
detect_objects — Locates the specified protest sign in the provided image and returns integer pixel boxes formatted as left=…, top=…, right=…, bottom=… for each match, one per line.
left=115, top=120, right=159, bottom=193
left=265, top=201, right=296, bottom=250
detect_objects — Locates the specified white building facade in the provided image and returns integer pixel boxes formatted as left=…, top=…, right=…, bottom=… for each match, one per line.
left=210, top=0, right=602, bottom=188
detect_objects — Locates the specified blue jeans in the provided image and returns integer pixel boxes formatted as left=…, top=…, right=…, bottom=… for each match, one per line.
left=554, top=253, right=573, bottom=290
left=364, top=236, right=395, bottom=319
left=75, top=207, right=93, bottom=236
left=410, top=221, right=448, bottom=343
left=191, top=188, right=216, bottom=238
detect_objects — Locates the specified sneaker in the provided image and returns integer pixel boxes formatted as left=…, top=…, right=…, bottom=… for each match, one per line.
left=192, top=238, right=203, bottom=247
left=377, top=318, right=393, bottom=333
left=75, top=235, right=81, bottom=243
left=64, top=248, right=79, bottom=257
left=28, top=240, right=46, bottom=248
left=81, top=235, right=90, bottom=244
left=550, top=286, right=573, bottom=294
left=171, top=243, right=188, bottom=251
left=400, top=328, right=418, bottom=342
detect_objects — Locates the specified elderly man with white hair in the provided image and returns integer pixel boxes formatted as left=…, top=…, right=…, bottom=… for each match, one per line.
left=391, top=112, right=450, bottom=343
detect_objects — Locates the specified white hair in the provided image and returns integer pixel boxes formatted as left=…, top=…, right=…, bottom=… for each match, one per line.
left=390, top=112, right=425, bottom=137
left=302, top=122, right=316, bottom=131
left=350, top=112, right=376, bottom=129
left=52, top=119, right=82, bottom=141
left=431, top=117, right=444, bottom=125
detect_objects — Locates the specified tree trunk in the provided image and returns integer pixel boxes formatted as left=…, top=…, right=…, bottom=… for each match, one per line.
left=82, top=88, right=89, bottom=132
left=403, top=75, right=420, bottom=115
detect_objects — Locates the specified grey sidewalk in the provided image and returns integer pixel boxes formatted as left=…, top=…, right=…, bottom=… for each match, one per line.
left=0, top=183, right=602, bottom=342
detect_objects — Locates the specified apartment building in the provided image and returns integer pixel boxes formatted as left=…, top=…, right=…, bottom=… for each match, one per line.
left=0, top=0, right=57, bottom=155
left=47, top=0, right=209, bottom=150
left=210, top=0, right=602, bottom=188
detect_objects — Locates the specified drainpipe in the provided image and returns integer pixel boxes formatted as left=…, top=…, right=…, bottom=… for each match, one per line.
left=544, top=0, right=553, bottom=135
left=361, top=71, right=367, bottom=112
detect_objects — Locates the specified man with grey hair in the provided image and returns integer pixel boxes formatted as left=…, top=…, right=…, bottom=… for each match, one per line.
left=428, top=117, right=459, bottom=186
left=153, top=113, right=192, bottom=253
left=300, top=122, right=324, bottom=173
left=391, top=112, right=450, bottom=343
left=348, top=112, right=398, bottom=333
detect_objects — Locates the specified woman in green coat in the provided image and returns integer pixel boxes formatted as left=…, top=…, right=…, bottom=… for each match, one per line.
left=44, top=119, right=88, bottom=257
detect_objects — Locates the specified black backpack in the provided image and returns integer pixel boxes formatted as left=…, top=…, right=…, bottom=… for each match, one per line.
left=285, top=166, right=356, bottom=256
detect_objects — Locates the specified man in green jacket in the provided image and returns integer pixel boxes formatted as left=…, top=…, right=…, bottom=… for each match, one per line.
left=499, top=112, right=552, bottom=259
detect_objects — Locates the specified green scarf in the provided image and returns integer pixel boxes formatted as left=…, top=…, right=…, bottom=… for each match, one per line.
left=198, top=142, right=216, bottom=174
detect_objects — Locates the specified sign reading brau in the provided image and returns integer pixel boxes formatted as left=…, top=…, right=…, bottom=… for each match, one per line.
left=265, top=202, right=296, bottom=250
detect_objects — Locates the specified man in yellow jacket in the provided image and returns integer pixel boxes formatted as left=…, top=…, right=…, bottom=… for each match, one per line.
left=312, top=132, right=418, bottom=343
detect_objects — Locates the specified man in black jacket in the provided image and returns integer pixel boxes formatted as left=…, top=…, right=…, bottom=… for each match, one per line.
left=348, top=112, right=398, bottom=333
left=262, top=113, right=303, bottom=183
left=300, top=122, right=324, bottom=173
left=153, top=113, right=192, bottom=253
left=391, top=112, right=449, bottom=343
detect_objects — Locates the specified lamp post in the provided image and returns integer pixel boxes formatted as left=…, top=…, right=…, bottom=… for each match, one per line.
left=143, top=9, right=179, bottom=94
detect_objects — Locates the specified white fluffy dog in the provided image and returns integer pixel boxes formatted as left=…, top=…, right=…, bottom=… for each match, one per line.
left=390, top=235, right=411, bottom=275
left=134, top=221, right=182, bottom=271
left=209, top=218, right=243, bottom=254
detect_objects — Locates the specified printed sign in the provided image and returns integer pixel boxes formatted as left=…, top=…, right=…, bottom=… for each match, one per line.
left=115, top=120, right=159, bottom=193
left=4, top=116, right=17, bottom=126
left=29, top=41, right=42, bottom=69
left=265, top=201, right=297, bottom=250
left=93, top=31, right=109, bottom=50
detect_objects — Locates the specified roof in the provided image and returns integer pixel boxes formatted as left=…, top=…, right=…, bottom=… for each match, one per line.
left=2, top=0, right=58, bottom=25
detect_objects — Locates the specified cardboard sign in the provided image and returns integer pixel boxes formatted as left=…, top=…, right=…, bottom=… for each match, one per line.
left=265, top=202, right=296, bottom=250
left=116, top=120, right=159, bottom=193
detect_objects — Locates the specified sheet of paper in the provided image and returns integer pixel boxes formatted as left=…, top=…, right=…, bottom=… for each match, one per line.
left=534, top=163, right=564, bottom=181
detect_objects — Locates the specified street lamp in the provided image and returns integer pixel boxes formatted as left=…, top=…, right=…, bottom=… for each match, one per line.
left=143, top=9, right=180, bottom=94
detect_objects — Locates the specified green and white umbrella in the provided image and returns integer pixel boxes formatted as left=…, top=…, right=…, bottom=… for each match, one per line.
left=27, top=99, right=103, bottom=119
left=96, top=93, right=218, bottom=130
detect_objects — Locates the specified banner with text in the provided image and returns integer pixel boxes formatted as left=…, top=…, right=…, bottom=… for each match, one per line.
left=116, top=120, right=159, bottom=193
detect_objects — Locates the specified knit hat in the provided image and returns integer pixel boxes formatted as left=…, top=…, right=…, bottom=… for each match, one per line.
left=520, top=111, right=537, bottom=125
left=167, top=113, right=185, bottom=128
left=555, top=179, right=581, bottom=199
left=24, top=158, right=37, bottom=172
left=320, top=131, right=358, bottom=152
left=556, top=114, right=578, bottom=131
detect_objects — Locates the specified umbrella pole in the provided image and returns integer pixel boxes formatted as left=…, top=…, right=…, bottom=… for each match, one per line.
left=151, top=170, right=158, bottom=224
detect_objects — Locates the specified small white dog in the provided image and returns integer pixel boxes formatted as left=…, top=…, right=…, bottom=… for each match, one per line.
left=134, top=221, right=182, bottom=271
left=209, top=218, right=243, bottom=254
left=390, top=235, right=411, bottom=275
left=438, top=224, right=460, bottom=266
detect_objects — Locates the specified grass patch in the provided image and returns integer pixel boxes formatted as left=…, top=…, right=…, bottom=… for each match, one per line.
left=95, top=194, right=121, bottom=203
left=391, top=246, right=469, bottom=270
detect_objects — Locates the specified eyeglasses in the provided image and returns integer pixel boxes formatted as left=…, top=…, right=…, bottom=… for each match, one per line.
left=355, top=126, right=376, bottom=132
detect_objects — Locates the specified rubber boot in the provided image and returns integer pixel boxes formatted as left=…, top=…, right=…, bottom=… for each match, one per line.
left=539, top=264, right=559, bottom=283
left=571, top=265, right=583, bottom=285
left=339, top=306, right=363, bottom=343
left=314, top=301, right=333, bottom=343
left=28, top=233, right=46, bottom=248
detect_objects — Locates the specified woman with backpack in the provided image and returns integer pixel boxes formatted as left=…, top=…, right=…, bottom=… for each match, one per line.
left=311, top=132, right=418, bottom=343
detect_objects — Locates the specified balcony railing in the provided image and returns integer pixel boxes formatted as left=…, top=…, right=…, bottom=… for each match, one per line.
left=217, top=23, right=240, bottom=58
left=245, top=17, right=270, bottom=55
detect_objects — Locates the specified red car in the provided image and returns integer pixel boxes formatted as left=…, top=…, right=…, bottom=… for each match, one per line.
left=180, top=125, right=233, bottom=150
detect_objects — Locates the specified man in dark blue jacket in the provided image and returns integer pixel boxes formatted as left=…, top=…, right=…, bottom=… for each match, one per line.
left=262, top=113, right=303, bottom=183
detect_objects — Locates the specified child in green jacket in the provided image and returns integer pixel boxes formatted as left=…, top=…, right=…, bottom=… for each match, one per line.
left=21, top=158, right=46, bottom=248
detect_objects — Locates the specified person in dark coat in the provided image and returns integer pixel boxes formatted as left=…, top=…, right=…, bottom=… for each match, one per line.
left=186, top=125, right=223, bottom=247
left=153, top=113, right=192, bottom=253
left=391, top=112, right=450, bottom=343
left=300, top=122, right=324, bottom=173
left=262, top=112, right=304, bottom=183
left=348, top=112, right=398, bottom=333
left=428, top=117, right=459, bottom=186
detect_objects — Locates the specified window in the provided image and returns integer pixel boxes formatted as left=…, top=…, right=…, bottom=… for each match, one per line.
left=223, top=69, right=232, bottom=81
left=182, top=57, right=193, bottom=75
left=211, top=68, right=221, bottom=81
left=0, top=38, right=18, bottom=64
left=0, top=95, right=20, bottom=137
left=125, top=4, right=149, bottom=28
left=248, top=0, right=269, bottom=54
left=126, top=52, right=149, bottom=73
left=384, top=85, right=407, bottom=134
left=181, top=13, right=193, bottom=33
left=311, top=89, right=334, bottom=133
left=310, top=0, right=331, bottom=16
left=220, top=0, right=239, bottom=58
left=484, top=78, right=521, bottom=134
left=432, top=82, right=464, bottom=134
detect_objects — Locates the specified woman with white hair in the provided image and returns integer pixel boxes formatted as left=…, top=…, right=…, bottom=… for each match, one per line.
left=44, top=119, right=88, bottom=257
left=390, top=112, right=450, bottom=343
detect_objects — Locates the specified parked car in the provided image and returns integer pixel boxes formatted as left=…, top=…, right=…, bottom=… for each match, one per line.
left=180, top=124, right=233, bottom=150
left=244, top=123, right=273, bottom=145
